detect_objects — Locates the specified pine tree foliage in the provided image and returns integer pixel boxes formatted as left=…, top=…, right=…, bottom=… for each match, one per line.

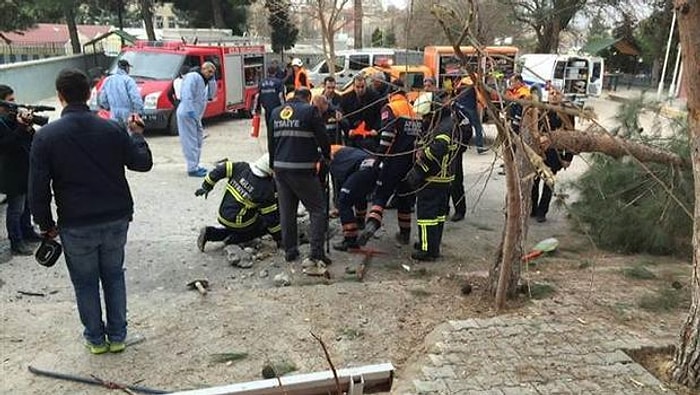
left=569, top=101, right=693, bottom=257
left=265, top=0, right=298, bottom=54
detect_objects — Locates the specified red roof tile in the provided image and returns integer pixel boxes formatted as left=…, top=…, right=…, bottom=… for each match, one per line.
left=2, top=23, right=111, bottom=45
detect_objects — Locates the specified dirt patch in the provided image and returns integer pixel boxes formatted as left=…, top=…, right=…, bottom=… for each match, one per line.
left=628, top=346, right=700, bottom=395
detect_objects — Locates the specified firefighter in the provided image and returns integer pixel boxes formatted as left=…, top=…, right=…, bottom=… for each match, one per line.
left=254, top=65, right=286, bottom=144
left=405, top=91, right=459, bottom=261
left=312, top=93, right=346, bottom=146
left=329, top=145, right=381, bottom=251
left=291, top=58, right=311, bottom=89
left=359, top=81, right=423, bottom=246
left=195, top=153, right=281, bottom=251
left=504, top=74, right=531, bottom=134
left=270, top=88, right=331, bottom=266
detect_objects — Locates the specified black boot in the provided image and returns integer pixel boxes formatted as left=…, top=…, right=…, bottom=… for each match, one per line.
left=11, top=241, right=33, bottom=256
left=333, top=237, right=359, bottom=251
left=395, top=229, right=410, bottom=245
left=411, top=249, right=437, bottom=262
left=197, top=227, right=208, bottom=252
left=357, top=220, right=380, bottom=246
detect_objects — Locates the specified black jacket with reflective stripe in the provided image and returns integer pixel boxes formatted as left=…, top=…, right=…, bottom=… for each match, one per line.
left=201, top=161, right=280, bottom=235
left=270, top=98, right=330, bottom=171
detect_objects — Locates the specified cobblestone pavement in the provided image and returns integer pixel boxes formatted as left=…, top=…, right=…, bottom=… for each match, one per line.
left=396, top=307, right=677, bottom=395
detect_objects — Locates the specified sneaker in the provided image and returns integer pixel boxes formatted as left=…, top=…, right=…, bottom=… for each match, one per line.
left=108, top=341, right=126, bottom=353
left=197, top=227, right=207, bottom=252
left=11, top=242, right=33, bottom=256
left=85, top=342, right=109, bottom=355
left=188, top=168, right=208, bottom=177
left=312, top=254, right=332, bottom=266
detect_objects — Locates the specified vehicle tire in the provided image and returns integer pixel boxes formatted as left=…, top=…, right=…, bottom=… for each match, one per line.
left=239, top=109, right=253, bottom=119
left=167, top=113, right=179, bottom=136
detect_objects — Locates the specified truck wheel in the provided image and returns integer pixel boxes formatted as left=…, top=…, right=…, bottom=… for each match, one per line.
left=167, top=113, right=179, bottom=136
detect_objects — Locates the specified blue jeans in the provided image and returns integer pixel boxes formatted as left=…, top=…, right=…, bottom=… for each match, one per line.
left=5, top=194, right=33, bottom=244
left=60, top=218, right=130, bottom=345
left=463, top=108, right=485, bottom=149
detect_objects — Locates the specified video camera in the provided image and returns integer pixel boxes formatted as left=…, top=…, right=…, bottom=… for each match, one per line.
left=0, top=100, right=55, bottom=127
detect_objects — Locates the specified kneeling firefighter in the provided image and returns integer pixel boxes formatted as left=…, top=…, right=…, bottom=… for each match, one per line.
left=195, top=153, right=282, bottom=251
left=328, top=145, right=381, bottom=251
left=405, top=91, right=460, bottom=261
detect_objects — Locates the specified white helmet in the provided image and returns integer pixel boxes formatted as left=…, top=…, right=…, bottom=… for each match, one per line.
left=251, top=153, right=272, bottom=177
left=291, top=58, right=303, bottom=67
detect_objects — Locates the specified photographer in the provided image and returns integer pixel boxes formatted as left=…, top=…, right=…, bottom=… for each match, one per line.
left=0, top=85, right=42, bottom=255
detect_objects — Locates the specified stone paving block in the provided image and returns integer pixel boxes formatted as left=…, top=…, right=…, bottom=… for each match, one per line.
left=450, top=319, right=481, bottom=331
left=428, top=353, right=447, bottom=367
left=421, top=366, right=457, bottom=380
left=477, top=317, right=506, bottom=328
left=565, top=379, right=604, bottom=392
left=444, top=379, right=484, bottom=392
left=497, top=325, right=528, bottom=338
left=533, top=380, right=574, bottom=394
left=413, top=379, right=448, bottom=394
left=463, top=390, right=505, bottom=395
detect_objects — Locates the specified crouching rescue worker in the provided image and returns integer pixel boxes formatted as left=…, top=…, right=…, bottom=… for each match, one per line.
left=329, top=145, right=380, bottom=251
left=195, top=153, right=281, bottom=251
left=359, top=82, right=422, bottom=246
left=405, top=91, right=459, bottom=261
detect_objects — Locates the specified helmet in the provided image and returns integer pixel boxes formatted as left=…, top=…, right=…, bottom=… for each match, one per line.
left=251, top=153, right=272, bottom=177
left=291, top=58, right=303, bottom=67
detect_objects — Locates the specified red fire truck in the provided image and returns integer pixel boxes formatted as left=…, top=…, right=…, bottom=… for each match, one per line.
left=89, top=40, right=265, bottom=135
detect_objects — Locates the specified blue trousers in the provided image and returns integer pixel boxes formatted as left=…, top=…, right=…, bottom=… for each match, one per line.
left=177, top=113, right=204, bottom=172
left=60, top=218, right=130, bottom=345
left=5, top=194, right=33, bottom=245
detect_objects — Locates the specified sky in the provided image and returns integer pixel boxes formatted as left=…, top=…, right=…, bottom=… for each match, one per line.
left=383, top=0, right=407, bottom=9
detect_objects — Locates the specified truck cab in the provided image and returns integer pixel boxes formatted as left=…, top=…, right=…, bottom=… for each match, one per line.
left=89, top=41, right=265, bottom=135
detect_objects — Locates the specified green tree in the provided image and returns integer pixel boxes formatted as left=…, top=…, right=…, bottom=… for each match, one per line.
left=0, top=0, right=37, bottom=43
left=371, top=27, right=382, bottom=47
left=265, top=0, right=298, bottom=54
left=172, top=0, right=253, bottom=35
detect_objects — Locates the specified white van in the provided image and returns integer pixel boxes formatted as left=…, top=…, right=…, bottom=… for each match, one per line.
left=518, top=54, right=604, bottom=106
left=308, top=48, right=423, bottom=87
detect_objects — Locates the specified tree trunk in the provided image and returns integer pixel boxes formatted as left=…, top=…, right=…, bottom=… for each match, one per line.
left=671, top=0, right=700, bottom=389
left=139, top=0, right=156, bottom=42
left=64, top=6, right=81, bottom=54
left=212, top=0, right=226, bottom=28
left=535, top=20, right=561, bottom=53
left=353, top=0, right=363, bottom=48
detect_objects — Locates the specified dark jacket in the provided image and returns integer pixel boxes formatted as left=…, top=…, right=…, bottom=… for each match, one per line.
left=0, top=115, right=33, bottom=196
left=256, top=77, right=285, bottom=114
left=330, top=146, right=372, bottom=187
left=29, top=103, right=153, bottom=231
left=200, top=161, right=281, bottom=239
left=270, top=98, right=330, bottom=171
left=340, top=89, right=382, bottom=131
left=378, top=93, right=422, bottom=155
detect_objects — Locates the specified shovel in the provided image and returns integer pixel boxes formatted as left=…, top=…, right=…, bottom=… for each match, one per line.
left=522, top=237, right=559, bottom=262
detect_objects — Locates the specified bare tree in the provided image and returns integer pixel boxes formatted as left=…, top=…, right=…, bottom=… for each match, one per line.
left=671, top=0, right=699, bottom=389
left=138, top=0, right=156, bottom=41
left=308, top=0, right=351, bottom=78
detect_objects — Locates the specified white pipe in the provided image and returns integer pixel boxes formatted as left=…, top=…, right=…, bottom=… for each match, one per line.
left=668, top=44, right=682, bottom=98
left=657, top=10, right=676, bottom=99
left=675, top=62, right=684, bottom=98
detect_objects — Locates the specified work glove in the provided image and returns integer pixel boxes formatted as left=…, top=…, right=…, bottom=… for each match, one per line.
left=194, top=188, right=210, bottom=199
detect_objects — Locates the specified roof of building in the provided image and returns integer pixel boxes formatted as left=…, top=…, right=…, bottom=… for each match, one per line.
left=2, top=23, right=112, bottom=45
left=583, top=37, right=640, bottom=56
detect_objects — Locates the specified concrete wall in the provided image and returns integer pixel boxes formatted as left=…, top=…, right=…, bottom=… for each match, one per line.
left=0, top=53, right=111, bottom=103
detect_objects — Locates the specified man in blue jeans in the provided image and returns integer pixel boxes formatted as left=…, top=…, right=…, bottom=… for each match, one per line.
left=0, top=84, right=42, bottom=256
left=29, top=69, right=153, bottom=354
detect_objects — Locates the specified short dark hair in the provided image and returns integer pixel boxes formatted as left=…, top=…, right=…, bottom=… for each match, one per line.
left=294, top=88, right=312, bottom=101
left=56, top=68, right=90, bottom=104
left=0, top=84, right=13, bottom=101
left=323, top=76, right=336, bottom=85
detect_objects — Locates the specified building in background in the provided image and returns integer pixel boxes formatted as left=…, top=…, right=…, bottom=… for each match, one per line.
left=0, top=24, right=111, bottom=64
